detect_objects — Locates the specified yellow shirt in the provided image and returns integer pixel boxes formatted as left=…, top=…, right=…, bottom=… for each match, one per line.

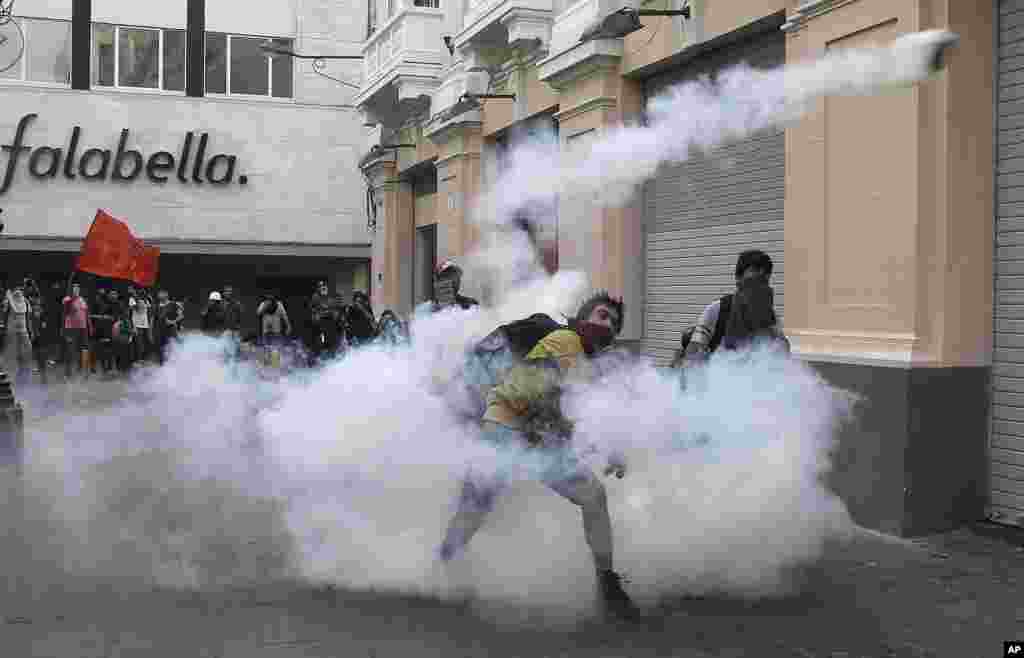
left=482, top=328, right=586, bottom=430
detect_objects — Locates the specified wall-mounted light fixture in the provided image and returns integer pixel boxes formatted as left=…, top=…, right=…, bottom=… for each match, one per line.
left=580, top=3, right=691, bottom=43
left=260, top=43, right=364, bottom=94
left=458, top=93, right=516, bottom=103
left=443, top=36, right=455, bottom=56
left=259, top=44, right=363, bottom=60
left=373, top=144, right=417, bottom=152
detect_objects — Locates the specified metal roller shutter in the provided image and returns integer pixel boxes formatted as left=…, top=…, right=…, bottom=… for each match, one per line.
left=641, top=29, right=786, bottom=365
left=991, top=0, right=1024, bottom=526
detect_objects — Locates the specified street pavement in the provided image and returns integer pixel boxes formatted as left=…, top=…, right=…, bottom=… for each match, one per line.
left=2, top=374, right=1023, bottom=657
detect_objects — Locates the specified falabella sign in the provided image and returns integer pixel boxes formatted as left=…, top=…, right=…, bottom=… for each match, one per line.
left=0, top=113, right=250, bottom=196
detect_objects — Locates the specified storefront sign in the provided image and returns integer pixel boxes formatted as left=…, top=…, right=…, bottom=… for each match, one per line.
left=0, top=113, right=249, bottom=196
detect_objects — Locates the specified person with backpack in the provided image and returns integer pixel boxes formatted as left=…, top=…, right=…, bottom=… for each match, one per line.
left=674, top=250, right=789, bottom=368
left=437, top=291, right=637, bottom=618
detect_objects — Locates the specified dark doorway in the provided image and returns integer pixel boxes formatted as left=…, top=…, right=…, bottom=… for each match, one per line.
left=414, top=224, right=437, bottom=307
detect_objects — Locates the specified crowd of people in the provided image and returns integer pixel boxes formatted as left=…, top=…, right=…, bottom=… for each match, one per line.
left=0, top=273, right=417, bottom=388
left=0, top=277, right=189, bottom=385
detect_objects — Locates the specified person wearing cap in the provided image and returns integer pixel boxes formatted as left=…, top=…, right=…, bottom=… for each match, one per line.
left=201, top=291, right=228, bottom=337
left=433, top=260, right=479, bottom=311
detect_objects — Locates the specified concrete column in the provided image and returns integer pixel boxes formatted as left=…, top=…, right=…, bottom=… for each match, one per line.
left=426, top=116, right=485, bottom=296
left=364, top=155, right=415, bottom=315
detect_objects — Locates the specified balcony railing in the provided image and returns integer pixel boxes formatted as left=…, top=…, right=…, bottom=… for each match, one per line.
left=358, top=2, right=446, bottom=105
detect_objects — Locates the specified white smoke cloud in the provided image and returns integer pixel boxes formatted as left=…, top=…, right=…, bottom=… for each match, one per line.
left=475, top=30, right=958, bottom=232
left=0, top=30, right=953, bottom=624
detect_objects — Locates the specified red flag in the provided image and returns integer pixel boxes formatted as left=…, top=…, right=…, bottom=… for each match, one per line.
left=76, top=209, right=160, bottom=287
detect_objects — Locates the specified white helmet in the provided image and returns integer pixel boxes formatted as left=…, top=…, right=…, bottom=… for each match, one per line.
left=209, top=291, right=222, bottom=302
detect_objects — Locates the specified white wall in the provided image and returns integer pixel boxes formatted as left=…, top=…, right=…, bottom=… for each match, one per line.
left=15, top=0, right=72, bottom=21
left=93, top=0, right=187, bottom=29
left=293, top=0, right=366, bottom=106
left=19, top=0, right=188, bottom=27
left=207, top=0, right=296, bottom=36
left=0, top=87, right=368, bottom=245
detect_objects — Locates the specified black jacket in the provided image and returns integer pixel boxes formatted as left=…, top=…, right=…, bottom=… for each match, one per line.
left=201, top=301, right=228, bottom=333
left=346, top=304, right=377, bottom=342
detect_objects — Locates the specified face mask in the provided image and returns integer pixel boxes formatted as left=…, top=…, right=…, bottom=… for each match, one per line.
left=576, top=321, right=616, bottom=355
left=723, top=278, right=776, bottom=350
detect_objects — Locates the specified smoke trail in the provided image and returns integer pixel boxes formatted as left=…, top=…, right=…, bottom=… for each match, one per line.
left=476, top=30, right=958, bottom=232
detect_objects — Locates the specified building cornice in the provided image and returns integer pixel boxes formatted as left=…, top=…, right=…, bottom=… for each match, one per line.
left=423, top=108, right=484, bottom=145
left=781, top=0, right=859, bottom=33
left=358, top=148, right=398, bottom=171
left=435, top=150, right=483, bottom=168
left=537, top=38, right=623, bottom=89
left=554, top=95, right=617, bottom=123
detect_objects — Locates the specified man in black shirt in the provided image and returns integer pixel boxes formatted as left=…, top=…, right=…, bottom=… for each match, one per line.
left=345, top=291, right=377, bottom=347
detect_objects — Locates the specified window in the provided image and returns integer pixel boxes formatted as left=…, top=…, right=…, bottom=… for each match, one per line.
left=413, top=0, right=440, bottom=7
left=118, top=28, right=158, bottom=87
left=0, top=18, right=72, bottom=85
left=92, top=24, right=186, bottom=91
left=162, top=30, right=186, bottom=91
left=204, top=33, right=227, bottom=93
left=205, top=33, right=293, bottom=98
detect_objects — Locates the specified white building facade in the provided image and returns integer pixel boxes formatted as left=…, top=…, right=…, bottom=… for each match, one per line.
left=0, top=0, right=369, bottom=337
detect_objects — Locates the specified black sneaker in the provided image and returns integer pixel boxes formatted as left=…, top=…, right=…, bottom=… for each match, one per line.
left=598, top=569, right=637, bottom=618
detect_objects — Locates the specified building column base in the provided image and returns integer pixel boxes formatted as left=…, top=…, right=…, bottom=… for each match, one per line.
left=812, top=360, right=989, bottom=537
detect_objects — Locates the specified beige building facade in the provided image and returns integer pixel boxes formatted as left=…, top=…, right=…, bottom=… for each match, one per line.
left=356, top=0, right=1012, bottom=536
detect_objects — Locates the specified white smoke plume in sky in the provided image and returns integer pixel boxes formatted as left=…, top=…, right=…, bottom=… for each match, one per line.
left=475, top=29, right=959, bottom=234
left=0, top=30, right=954, bottom=624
